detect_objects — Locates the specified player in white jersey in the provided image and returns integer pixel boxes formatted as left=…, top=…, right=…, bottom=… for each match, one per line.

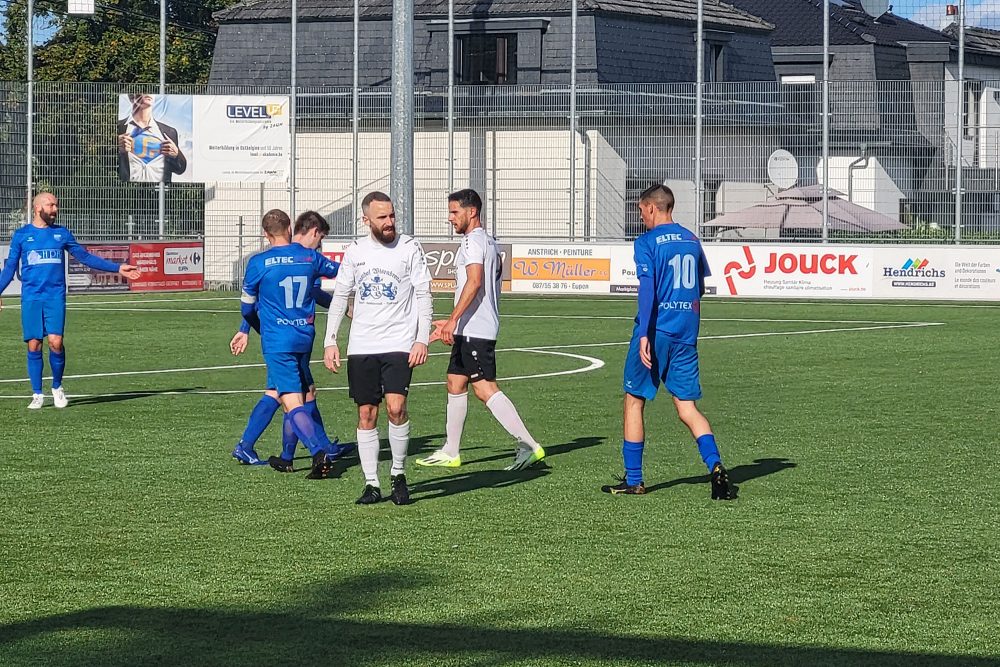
left=417, top=189, right=545, bottom=471
left=323, top=191, right=433, bottom=505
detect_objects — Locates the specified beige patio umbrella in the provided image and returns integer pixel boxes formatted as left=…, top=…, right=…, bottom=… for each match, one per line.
left=706, top=184, right=908, bottom=233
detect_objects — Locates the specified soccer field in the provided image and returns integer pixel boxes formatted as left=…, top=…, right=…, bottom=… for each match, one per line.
left=0, top=292, right=997, bottom=667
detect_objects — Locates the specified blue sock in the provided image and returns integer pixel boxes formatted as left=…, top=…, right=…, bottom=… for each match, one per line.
left=305, top=399, right=334, bottom=449
left=281, top=413, right=298, bottom=460
left=697, top=434, right=722, bottom=472
left=27, top=351, right=43, bottom=394
left=238, top=395, right=280, bottom=449
left=288, top=406, right=325, bottom=456
left=49, top=349, right=66, bottom=389
left=623, top=440, right=644, bottom=486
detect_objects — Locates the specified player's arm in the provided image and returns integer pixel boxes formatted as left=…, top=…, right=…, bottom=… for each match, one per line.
left=409, top=242, right=433, bottom=367
left=311, top=281, right=333, bottom=309
left=323, top=252, right=354, bottom=372
left=0, top=235, right=23, bottom=311
left=436, top=236, right=486, bottom=345
left=698, top=243, right=711, bottom=298
left=634, top=239, right=656, bottom=369
left=240, top=259, right=263, bottom=332
left=66, top=231, right=141, bottom=279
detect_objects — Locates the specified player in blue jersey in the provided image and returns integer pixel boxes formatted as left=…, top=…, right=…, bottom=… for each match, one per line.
left=602, top=184, right=734, bottom=500
left=240, top=210, right=341, bottom=479
left=229, top=209, right=351, bottom=470
left=0, top=192, right=141, bottom=409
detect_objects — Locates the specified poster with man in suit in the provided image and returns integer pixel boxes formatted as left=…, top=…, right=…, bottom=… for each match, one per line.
left=116, top=93, right=191, bottom=183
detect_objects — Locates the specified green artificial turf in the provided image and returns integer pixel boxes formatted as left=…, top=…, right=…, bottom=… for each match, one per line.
left=0, top=292, right=997, bottom=666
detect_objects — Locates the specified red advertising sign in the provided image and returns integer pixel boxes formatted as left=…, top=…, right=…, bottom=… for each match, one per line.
left=67, top=244, right=132, bottom=293
left=129, top=241, right=204, bottom=292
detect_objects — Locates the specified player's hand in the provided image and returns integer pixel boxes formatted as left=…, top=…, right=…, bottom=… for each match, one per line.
left=230, top=332, right=248, bottom=356
left=429, top=319, right=447, bottom=344
left=408, top=342, right=428, bottom=368
left=0, top=297, right=3, bottom=312
left=161, top=137, right=179, bottom=157
left=639, top=336, right=652, bottom=369
left=119, top=264, right=141, bottom=280
left=324, top=344, right=342, bottom=373
left=117, top=134, right=133, bottom=154
left=439, top=318, right=458, bottom=346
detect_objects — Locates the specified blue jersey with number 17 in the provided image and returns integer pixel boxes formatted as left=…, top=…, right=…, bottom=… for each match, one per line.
left=634, top=223, right=710, bottom=345
left=241, top=243, right=339, bottom=354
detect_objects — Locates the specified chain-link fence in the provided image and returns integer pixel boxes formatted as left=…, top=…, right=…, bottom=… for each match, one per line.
left=4, top=78, right=999, bottom=246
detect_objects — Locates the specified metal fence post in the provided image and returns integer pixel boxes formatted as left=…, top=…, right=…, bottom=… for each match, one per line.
left=569, top=0, right=577, bottom=241
left=822, top=0, right=830, bottom=244
left=956, top=0, right=966, bottom=244
left=695, top=0, right=704, bottom=238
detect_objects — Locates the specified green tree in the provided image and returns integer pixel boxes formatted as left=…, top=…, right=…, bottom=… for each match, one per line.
left=0, top=0, right=241, bottom=84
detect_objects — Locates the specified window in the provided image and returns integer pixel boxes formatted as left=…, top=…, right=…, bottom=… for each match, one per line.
left=705, top=43, right=725, bottom=83
left=457, top=33, right=517, bottom=85
left=964, top=79, right=983, bottom=138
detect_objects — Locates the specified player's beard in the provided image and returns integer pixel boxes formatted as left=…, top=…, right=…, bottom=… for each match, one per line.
left=39, top=210, right=57, bottom=225
left=372, top=224, right=396, bottom=244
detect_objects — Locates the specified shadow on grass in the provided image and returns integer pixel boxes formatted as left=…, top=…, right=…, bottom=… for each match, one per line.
left=646, top=457, right=797, bottom=496
left=406, top=437, right=605, bottom=502
left=68, top=387, right=203, bottom=406
left=0, top=570, right=993, bottom=667
left=469, top=435, right=606, bottom=465
left=281, top=434, right=449, bottom=479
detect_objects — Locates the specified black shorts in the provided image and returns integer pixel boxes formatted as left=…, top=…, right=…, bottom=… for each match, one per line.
left=347, top=353, right=413, bottom=406
left=447, top=335, right=497, bottom=382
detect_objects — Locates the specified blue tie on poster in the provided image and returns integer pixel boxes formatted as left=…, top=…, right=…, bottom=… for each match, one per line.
left=130, top=128, right=162, bottom=163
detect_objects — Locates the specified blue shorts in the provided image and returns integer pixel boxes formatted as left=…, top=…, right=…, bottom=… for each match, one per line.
left=623, top=330, right=702, bottom=401
left=21, top=299, right=67, bottom=341
left=264, top=351, right=314, bottom=395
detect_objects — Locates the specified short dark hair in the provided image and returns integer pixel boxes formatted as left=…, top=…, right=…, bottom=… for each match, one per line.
left=639, top=183, right=675, bottom=213
left=294, top=210, right=330, bottom=236
left=261, top=209, right=291, bottom=236
left=362, top=191, right=392, bottom=214
left=448, top=188, right=483, bottom=217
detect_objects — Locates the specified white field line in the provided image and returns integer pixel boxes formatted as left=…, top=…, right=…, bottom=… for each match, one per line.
left=0, top=349, right=604, bottom=399
left=0, top=322, right=941, bottom=394
left=0, top=303, right=938, bottom=327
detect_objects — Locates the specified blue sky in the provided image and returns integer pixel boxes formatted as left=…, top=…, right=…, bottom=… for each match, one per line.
left=896, top=1, right=1000, bottom=30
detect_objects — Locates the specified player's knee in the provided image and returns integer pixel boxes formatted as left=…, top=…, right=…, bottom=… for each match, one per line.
left=387, top=404, right=408, bottom=424
left=673, top=399, right=701, bottom=422
left=27, top=339, right=43, bottom=352
left=48, top=336, right=64, bottom=353
left=471, top=380, right=498, bottom=403
left=358, top=405, right=378, bottom=429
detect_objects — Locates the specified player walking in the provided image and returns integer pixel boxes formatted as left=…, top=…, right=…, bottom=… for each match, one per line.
left=241, top=211, right=340, bottom=480
left=417, top=189, right=545, bottom=471
left=603, top=184, right=733, bottom=500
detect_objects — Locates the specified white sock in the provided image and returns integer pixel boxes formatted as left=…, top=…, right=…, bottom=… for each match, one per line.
left=357, top=427, right=380, bottom=486
left=485, top=391, right=539, bottom=450
left=442, top=392, right=468, bottom=457
left=388, top=420, right=410, bottom=476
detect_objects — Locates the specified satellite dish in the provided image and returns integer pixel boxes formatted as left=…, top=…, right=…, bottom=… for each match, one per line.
left=858, top=0, right=891, bottom=18
left=767, top=150, right=799, bottom=189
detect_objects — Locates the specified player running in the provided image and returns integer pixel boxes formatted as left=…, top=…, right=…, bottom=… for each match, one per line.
left=230, top=209, right=349, bottom=470
left=0, top=192, right=141, bottom=409
left=241, top=210, right=340, bottom=480
left=603, top=184, right=733, bottom=500
left=417, top=188, right=545, bottom=471
left=323, top=191, right=433, bottom=506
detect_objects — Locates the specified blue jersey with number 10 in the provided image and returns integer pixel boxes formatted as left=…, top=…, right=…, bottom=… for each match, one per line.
left=241, top=243, right=339, bottom=354
left=633, top=223, right=710, bottom=345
